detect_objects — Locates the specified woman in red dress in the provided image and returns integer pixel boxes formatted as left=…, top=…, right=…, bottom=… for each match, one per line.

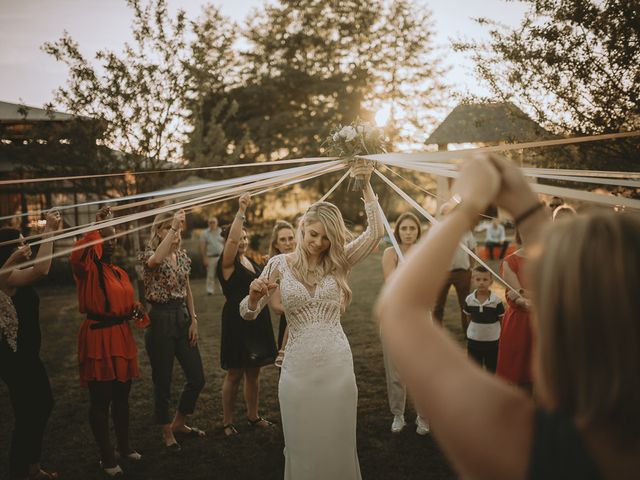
left=496, top=248, right=533, bottom=391
left=71, top=206, right=144, bottom=477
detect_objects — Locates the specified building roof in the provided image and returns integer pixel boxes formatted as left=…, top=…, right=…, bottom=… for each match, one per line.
left=425, top=102, right=555, bottom=145
left=0, top=100, right=77, bottom=122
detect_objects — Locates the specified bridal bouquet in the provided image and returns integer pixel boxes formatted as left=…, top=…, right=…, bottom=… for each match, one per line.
left=324, top=120, right=387, bottom=190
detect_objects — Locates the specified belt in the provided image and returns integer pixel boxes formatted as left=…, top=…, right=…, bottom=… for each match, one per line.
left=450, top=268, right=469, bottom=273
left=87, top=312, right=130, bottom=330
left=149, top=298, right=185, bottom=308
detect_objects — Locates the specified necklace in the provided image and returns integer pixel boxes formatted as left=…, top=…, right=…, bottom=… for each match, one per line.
left=306, top=266, right=322, bottom=286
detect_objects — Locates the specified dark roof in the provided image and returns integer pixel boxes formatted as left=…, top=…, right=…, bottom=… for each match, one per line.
left=425, top=102, right=555, bottom=145
left=0, top=100, right=77, bottom=122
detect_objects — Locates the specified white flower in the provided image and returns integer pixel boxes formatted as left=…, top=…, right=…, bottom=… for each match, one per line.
left=339, top=126, right=357, bottom=142
left=332, top=132, right=340, bottom=142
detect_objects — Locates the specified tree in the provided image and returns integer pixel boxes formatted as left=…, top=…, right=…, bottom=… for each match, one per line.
left=455, top=0, right=640, bottom=170
left=188, top=0, right=448, bottom=159
left=182, top=5, right=245, bottom=172
left=43, top=0, right=238, bottom=192
left=365, top=0, right=449, bottom=148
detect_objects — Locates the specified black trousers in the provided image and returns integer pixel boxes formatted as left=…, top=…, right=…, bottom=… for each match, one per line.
left=467, top=339, right=499, bottom=373
left=486, top=241, right=510, bottom=259
left=0, top=350, right=54, bottom=478
left=145, top=302, right=205, bottom=424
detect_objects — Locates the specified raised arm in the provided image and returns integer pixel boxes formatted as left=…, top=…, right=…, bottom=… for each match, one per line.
left=345, top=171, right=384, bottom=266
left=147, top=210, right=184, bottom=268
left=375, top=154, right=548, bottom=480
left=0, top=246, right=32, bottom=288
left=220, top=194, right=250, bottom=276
left=381, top=247, right=398, bottom=281
left=239, top=255, right=280, bottom=320
left=8, top=209, right=61, bottom=288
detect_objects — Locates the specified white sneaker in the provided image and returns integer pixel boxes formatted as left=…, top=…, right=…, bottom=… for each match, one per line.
left=415, top=416, right=430, bottom=435
left=391, top=415, right=406, bottom=433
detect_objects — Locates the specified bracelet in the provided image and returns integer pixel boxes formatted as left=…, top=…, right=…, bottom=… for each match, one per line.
left=236, top=213, right=246, bottom=222
left=514, top=202, right=545, bottom=226
left=448, top=193, right=481, bottom=223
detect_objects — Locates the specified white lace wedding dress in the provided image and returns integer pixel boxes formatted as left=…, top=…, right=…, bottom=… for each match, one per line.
left=240, top=200, right=383, bottom=480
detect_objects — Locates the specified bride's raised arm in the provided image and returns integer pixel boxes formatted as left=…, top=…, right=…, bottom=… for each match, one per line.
left=345, top=168, right=384, bottom=266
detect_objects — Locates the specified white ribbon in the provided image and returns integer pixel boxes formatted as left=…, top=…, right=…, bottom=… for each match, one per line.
left=374, top=169, right=521, bottom=296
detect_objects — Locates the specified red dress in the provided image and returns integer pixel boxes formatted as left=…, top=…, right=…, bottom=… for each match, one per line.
left=71, top=230, right=139, bottom=387
left=496, top=253, right=533, bottom=386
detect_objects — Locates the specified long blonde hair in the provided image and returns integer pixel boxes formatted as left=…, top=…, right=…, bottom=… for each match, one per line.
left=148, top=212, right=181, bottom=250
left=531, top=211, right=640, bottom=444
left=291, top=202, right=353, bottom=309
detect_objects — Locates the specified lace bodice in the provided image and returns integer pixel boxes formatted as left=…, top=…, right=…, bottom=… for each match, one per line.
left=240, top=200, right=383, bottom=368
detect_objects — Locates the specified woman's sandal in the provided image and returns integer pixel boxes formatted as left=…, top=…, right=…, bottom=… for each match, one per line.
left=248, top=416, right=275, bottom=429
left=28, top=470, right=59, bottom=480
left=223, top=423, right=239, bottom=437
left=174, top=426, right=206, bottom=438
left=99, top=461, right=124, bottom=477
left=274, top=350, right=285, bottom=368
left=115, top=449, right=142, bottom=461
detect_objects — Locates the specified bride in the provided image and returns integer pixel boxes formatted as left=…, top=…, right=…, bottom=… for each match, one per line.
left=240, top=164, right=383, bottom=479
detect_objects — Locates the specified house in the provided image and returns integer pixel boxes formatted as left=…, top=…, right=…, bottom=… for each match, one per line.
left=424, top=101, right=556, bottom=205
left=0, top=100, right=110, bottom=231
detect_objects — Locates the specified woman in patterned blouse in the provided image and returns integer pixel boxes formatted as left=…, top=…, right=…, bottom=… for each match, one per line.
left=139, top=210, right=206, bottom=452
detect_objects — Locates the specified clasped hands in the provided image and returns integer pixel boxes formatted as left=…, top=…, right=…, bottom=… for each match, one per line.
left=451, top=153, right=539, bottom=222
left=349, top=160, right=375, bottom=182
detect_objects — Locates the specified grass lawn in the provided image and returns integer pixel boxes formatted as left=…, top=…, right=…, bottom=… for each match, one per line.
left=0, top=252, right=501, bottom=479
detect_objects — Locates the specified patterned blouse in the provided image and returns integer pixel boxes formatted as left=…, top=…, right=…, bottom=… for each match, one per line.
left=0, top=290, right=18, bottom=352
left=138, top=248, right=191, bottom=304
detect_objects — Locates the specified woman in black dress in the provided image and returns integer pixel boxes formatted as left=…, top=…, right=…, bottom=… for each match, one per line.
left=217, top=193, right=277, bottom=437
left=0, top=211, right=61, bottom=480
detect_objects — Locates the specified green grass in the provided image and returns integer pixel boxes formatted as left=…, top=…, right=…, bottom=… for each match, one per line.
left=0, top=252, right=487, bottom=479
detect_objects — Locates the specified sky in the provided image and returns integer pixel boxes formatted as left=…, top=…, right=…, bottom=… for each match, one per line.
left=0, top=0, right=530, bottom=109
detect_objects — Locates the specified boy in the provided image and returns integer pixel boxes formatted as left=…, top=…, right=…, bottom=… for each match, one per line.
left=463, top=265, right=505, bottom=372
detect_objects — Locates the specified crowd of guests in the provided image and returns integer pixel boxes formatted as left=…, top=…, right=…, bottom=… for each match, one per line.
left=0, top=160, right=637, bottom=479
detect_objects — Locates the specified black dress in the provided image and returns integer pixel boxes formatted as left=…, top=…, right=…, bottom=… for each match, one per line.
left=0, top=286, right=54, bottom=478
left=217, top=256, right=277, bottom=370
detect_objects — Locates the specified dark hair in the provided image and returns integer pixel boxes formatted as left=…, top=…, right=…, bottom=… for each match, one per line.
left=221, top=224, right=247, bottom=241
left=393, top=212, right=422, bottom=244
left=472, top=265, right=489, bottom=274
left=0, top=227, right=21, bottom=267
left=220, top=224, right=248, bottom=243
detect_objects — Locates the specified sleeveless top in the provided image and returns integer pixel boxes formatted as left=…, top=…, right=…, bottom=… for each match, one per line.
left=528, top=409, right=602, bottom=479
left=13, top=285, right=41, bottom=357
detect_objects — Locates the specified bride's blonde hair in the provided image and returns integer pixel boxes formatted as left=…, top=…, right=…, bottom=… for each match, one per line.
left=291, top=202, right=353, bottom=309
